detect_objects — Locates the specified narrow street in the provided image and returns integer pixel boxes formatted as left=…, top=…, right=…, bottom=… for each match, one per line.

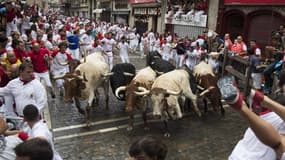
left=46, top=55, right=248, bottom=160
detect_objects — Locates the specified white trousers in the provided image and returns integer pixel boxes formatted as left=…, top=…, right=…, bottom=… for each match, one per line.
left=68, top=48, right=80, bottom=60
left=103, top=52, right=113, bottom=69
left=120, top=53, right=130, bottom=63
left=176, top=54, right=184, bottom=68
left=52, top=69, right=68, bottom=88
left=34, top=71, right=53, bottom=87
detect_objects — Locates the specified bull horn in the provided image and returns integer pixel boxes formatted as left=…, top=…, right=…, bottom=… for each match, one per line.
left=197, top=85, right=205, bottom=91
left=166, top=89, right=182, bottom=96
left=115, top=86, right=126, bottom=98
left=52, top=74, right=66, bottom=80
left=134, top=86, right=150, bottom=96
left=154, top=70, right=164, bottom=75
left=83, top=72, right=88, bottom=82
left=123, top=72, right=134, bottom=76
left=102, top=72, right=114, bottom=77
left=199, top=86, right=215, bottom=97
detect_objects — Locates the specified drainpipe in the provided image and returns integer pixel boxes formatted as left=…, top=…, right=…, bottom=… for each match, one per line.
left=90, top=0, right=93, bottom=20
left=160, top=0, right=166, bottom=32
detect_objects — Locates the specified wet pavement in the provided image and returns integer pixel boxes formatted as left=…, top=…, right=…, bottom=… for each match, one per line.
left=47, top=54, right=248, bottom=160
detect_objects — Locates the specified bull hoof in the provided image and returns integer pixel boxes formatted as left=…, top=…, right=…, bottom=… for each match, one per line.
left=164, top=132, right=171, bottom=138
left=86, top=121, right=91, bottom=127
left=127, top=126, right=133, bottom=131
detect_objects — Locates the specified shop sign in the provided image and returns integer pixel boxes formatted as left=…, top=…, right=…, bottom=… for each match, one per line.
left=130, top=0, right=156, bottom=4
left=148, top=8, right=160, bottom=15
left=134, top=8, right=147, bottom=15
left=224, top=0, right=285, bottom=5
left=165, top=14, right=207, bottom=27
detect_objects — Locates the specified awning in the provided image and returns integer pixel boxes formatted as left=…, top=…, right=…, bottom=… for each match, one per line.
left=93, top=9, right=105, bottom=14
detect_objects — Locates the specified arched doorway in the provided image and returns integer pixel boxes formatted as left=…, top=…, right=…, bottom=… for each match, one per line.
left=222, top=10, right=245, bottom=41
left=247, top=10, right=284, bottom=50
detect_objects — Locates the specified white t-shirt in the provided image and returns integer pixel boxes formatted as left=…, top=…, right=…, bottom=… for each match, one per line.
left=161, top=43, right=171, bottom=54
left=51, top=52, right=70, bottom=74
left=93, top=45, right=104, bottom=52
left=101, top=38, right=116, bottom=52
left=118, top=42, right=129, bottom=55
left=148, top=32, right=155, bottom=43
left=0, top=135, right=22, bottom=160
left=27, top=121, right=62, bottom=160
left=0, top=78, right=47, bottom=116
left=45, top=40, right=54, bottom=51
left=229, top=112, right=285, bottom=160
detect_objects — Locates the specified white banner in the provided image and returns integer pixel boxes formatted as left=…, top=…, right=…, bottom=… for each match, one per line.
left=165, top=15, right=207, bottom=27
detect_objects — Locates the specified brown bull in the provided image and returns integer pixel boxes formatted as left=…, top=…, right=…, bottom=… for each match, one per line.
left=194, top=62, right=225, bottom=116
left=115, top=66, right=156, bottom=131
left=54, top=54, right=111, bottom=126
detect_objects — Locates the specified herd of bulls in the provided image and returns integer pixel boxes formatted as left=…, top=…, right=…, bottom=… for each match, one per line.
left=53, top=51, right=225, bottom=136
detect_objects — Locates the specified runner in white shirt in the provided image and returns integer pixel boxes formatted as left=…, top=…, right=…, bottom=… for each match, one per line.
left=117, top=37, right=130, bottom=63
left=0, top=62, right=47, bottom=118
left=23, top=104, right=62, bottom=160
left=50, top=42, right=72, bottom=95
left=140, top=33, right=149, bottom=59
left=161, top=41, right=172, bottom=61
left=45, top=33, right=55, bottom=51
left=166, top=33, right=172, bottom=43
left=80, top=29, right=94, bottom=56
left=129, top=32, right=138, bottom=54
left=153, top=33, right=161, bottom=53
left=0, top=118, right=23, bottom=160
left=101, top=32, right=117, bottom=69
left=185, top=47, right=200, bottom=70
left=148, top=30, right=156, bottom=52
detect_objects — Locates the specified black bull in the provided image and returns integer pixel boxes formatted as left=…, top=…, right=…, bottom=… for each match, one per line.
left=110, top=63, right=136, bottom=101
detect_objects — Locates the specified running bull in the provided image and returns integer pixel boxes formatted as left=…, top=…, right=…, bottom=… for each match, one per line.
left=110, top=63, right=136, bottom=101
left=54, top=53, right=112, bottom=126
left=115, top=66, right=156, bottom=131
left=135, top=67, right=201, bottom=136
left=193, top=61, right=225, bottom=116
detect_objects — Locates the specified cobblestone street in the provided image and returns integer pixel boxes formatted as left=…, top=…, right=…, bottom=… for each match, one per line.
left=46, top=55, right=248, bottom=160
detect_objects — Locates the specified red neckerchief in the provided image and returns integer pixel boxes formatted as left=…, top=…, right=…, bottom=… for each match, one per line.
left=20, top=76, right=35, bottom=85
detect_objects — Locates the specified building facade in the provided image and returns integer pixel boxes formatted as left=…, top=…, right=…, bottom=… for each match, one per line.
left=164, top=0, right=218, bottom=39
left=60, top=0, right=90, bottom=18
left=129, top=0, right=163, bottom=34
left=217, top=0, right=285, bottom=50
